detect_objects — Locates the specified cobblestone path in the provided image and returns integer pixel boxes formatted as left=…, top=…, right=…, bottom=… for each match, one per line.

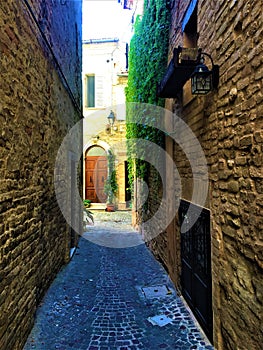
left=23, top=211, right=214, bottom=350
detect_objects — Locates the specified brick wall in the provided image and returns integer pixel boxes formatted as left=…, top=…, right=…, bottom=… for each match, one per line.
left=150, top=0, right=263, bottom=349
left=0, top=1, right=82, bottom=349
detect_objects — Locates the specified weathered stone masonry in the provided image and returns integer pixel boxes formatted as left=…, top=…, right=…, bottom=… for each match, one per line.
left=149, top=1, right=263, bottom=349
left=0, top=1, right=82, bottom=349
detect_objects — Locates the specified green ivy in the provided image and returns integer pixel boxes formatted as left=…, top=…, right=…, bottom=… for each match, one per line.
left=104, top=151, right=118, bottom=203
left=125, top=0, right=170, bottom=189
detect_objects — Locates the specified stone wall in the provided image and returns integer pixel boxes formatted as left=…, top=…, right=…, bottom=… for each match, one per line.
left=0, top=1, right=82, bottom=349
left=149, top=0, right=263, bottom=349
left=207, top=2, right=263, bottom=349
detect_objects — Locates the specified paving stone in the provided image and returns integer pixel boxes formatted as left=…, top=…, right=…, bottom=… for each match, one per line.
left=23, top=211, right=213, bottom=350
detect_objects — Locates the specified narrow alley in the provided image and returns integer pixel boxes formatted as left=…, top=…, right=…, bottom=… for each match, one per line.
left=23, top=211, right=213, bottom=350
left=2, top=1, right=263, bottom=349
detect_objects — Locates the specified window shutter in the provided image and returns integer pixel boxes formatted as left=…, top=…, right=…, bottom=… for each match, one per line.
left=86, top=75, right=95, bottom=107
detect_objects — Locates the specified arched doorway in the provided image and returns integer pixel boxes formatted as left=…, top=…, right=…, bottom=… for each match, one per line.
left=85, top=146, right=108, bottom=203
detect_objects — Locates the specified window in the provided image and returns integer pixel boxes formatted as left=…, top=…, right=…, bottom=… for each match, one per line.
left=85, top=74, right=105, bottom=108
left=85, top=75, right=95, bottom=108
left=183, top=4, right=198, bottom=48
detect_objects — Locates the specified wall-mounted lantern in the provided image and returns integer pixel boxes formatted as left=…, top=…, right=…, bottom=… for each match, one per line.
left=191, top=62, right=212, bottom=94
left=157, top=47, right=219, bottom=98
left=106, top=110, right=118, bottom=134
left=107, top=110, right=115, bottom=125
left=191, top=49, right=219, bottom=95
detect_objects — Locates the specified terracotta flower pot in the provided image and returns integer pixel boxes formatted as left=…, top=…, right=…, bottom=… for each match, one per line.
left=106, top=203, right=115, bottom=212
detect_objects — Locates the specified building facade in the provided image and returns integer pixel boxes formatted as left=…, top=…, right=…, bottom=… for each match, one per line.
left=83, top=38, right=131, bottom=210
left=151, top=0, right=263, bottom=349
left=0, top=1, right=82, bottom=349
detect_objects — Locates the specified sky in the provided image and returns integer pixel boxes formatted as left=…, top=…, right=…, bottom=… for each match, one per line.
left=82, top=0, right=134, bottom=42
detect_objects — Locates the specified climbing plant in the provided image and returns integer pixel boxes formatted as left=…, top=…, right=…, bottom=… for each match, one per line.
left=125, top=0, right=170, bottom=194
left=104, top=151, right=118, bottom=204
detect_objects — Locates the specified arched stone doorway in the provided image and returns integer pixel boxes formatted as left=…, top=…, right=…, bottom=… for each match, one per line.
left=85, top=146, right=108, bottom=203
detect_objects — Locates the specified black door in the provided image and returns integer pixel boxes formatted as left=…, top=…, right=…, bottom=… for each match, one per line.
left=179, top=199, right=213, bottom=343
left=70, top=158, right=77, bottom=249
left=125, top=161, right=131, bottom=204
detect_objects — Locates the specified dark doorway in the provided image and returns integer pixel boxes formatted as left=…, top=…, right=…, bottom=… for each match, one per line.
left=70, top=154, right=78, bottom=253
left=124, top=161, right=131, bottom=204
left=179, top=199, right=213, bottom=343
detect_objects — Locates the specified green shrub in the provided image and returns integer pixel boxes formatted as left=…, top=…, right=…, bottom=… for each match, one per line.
left=83, top=199, right=91, bottom=208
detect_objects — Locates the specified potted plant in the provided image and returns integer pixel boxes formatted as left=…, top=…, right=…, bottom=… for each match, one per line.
left=83, top=199, right=91, bottom=208
left=82, top=199, right=94, bottom=229
left=104, top=152, right=118, bottom=212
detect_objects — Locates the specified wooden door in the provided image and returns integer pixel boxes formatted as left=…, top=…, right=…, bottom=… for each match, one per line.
left=85, top=156, right=107, bottom=203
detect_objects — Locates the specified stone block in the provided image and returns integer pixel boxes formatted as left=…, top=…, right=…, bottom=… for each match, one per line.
left=235, top=156, right=247, bottom=165
left=222, top=224, right=237, bottom=238
left=249, top=166, right=263, bottom=179
left=227, top=181, right=239, bottom=193
left=254, top=130, right=263, bottom=143
left=218, top=170, right=232, bottom=180
left=239, top=135, right=253, bottom=148
left=255, top=179, right=263, bottom=194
